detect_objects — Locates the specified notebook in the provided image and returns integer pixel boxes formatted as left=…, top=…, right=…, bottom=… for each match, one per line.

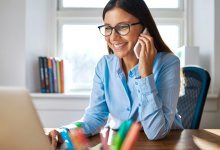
left=0, top=87, right=52, bottom=150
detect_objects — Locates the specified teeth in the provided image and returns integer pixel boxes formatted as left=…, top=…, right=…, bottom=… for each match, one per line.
left=114, top=43, right=124, bottom=48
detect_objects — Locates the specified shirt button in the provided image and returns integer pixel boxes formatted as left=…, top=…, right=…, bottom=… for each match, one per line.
left=135, top=82, right=138, bottom=85
left=129, top=73, right=134, bottom=78
left=138, top=90, right=140, bottom=93
left=126, top=108, right=130, bottom=111
left=139, top=103, right=141, bottom=107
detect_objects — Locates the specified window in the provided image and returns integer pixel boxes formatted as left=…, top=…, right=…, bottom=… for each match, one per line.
left=56, top=0, right=185, bottom=92
left=61, top=0, right=179, bottom=8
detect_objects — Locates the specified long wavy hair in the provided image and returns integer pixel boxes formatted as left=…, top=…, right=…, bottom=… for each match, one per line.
left=102, top=0, right=172, bottom=54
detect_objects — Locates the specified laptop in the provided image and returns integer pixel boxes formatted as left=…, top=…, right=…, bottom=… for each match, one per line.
left=0, top=87, right=52, bottom=150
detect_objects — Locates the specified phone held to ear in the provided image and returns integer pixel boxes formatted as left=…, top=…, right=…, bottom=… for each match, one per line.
left=134, top=28, right=148, bottom=59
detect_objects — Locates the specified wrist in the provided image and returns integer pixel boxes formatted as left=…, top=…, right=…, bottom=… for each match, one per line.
left=59, top=122, right=82, bottom=133
left=59, top=127, right=70, bottom=132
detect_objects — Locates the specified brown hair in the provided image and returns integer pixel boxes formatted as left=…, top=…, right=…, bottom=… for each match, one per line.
left=103, top=0, right=172, bottom=54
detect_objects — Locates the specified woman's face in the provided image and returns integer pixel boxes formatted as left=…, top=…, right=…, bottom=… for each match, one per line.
left=104, top=7, right=143, bottom=58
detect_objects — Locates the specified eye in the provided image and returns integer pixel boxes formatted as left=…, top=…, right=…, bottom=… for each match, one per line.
left=118, top=24, right=129, bottom=31
left=105, top=26, right=112, bottom=31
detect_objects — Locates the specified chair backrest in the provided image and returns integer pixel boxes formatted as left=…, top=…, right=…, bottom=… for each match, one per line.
left=177, top=66, right=211, bottom=129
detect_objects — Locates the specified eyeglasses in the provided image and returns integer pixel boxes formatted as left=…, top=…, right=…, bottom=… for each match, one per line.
left=98, top=22, right=141, bottom=36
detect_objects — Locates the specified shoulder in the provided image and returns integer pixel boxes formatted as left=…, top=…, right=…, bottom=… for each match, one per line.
left=96, top=54, right=117, bottom=67
left=155, top=52, right=180, bottom=68
left=156, top=52, right=180, bottom=63
left=95, top=54, right=117, bottom=74
left=94, top=54, right=117, bottom=81
left=153, top=52, right=180, bottom=77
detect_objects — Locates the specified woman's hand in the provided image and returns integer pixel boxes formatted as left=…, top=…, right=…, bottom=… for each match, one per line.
left=47, top=129, right=64, bottom=150
left=137, top=33, right=157, bottom=78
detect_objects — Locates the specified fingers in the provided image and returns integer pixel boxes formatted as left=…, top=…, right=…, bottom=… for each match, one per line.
left=57, top=131, right=64, bottom=143
left=48, top=129, right=63, bottom=150
left=137, top=33, right=157, bottom=77
left=48, top=130, right=58, bottom=149
left=138, top=36, right=151, bottom=55
left=138, top=34, right=157, bottom=56
left=138, top=38, right=147, bottom=59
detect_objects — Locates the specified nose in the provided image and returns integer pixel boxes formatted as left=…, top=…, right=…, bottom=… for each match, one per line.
left=110, top=29, right=121, bottom=41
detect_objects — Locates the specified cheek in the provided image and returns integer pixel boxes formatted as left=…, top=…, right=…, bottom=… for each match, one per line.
left=105, top=37, right=112, bottom=46
left=105, top=36, right=109, bottom=41
left=105, top=37, right=111, bottom=43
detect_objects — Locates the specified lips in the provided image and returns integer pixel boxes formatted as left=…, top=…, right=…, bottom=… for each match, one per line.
left=113, top=43, right=127, bottom=51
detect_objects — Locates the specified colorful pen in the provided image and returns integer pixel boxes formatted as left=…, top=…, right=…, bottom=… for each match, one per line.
left=121, top=122, right=142, bottom=150
left=113, top=119, right=133, bottom=150
left=59, top=128, right=75, bottom=150
left=69, top=128, right=89, bottom=150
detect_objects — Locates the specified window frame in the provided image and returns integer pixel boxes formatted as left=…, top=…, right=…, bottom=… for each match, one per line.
left=58, top=0, right=184, bottom=9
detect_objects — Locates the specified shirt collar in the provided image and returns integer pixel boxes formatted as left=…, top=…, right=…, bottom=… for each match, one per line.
left=115, top=57, right=124, bottom=77
left=129, top=64, right=140, bottom=78
left=115, top=57, right=140, bottom=78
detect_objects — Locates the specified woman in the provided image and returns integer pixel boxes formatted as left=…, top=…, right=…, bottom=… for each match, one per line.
left=48, top=0, right=183, bottom=148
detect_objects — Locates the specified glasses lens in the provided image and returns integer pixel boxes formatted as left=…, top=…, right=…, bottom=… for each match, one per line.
left=98, top=23, right=131, bottom=36
left=99, top=25, right=112, bottom=36
left=116, top=24, right=130, bottom=35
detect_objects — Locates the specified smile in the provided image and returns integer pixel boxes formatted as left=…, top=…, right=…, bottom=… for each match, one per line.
left=113, top=43, right=126, bottom=50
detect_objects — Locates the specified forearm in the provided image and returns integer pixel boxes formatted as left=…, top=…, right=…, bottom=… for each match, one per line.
left=135, top=75, right=179, bottom=140
left=138, top=94, right=171, bottom=140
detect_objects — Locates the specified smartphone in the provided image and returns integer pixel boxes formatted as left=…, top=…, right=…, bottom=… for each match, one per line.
left=134, top=28, right=148, bottom=59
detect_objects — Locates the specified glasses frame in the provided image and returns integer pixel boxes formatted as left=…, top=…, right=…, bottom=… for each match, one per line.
left=98, top=22, right=141, bottom=36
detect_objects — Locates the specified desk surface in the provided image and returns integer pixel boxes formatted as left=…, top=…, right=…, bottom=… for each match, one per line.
left=87, top=129, right=220, bottom=149
left=45, top=129, right=220, bottom=149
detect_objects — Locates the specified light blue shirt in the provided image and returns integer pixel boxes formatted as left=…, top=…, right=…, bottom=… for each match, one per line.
left=67, top=52, right=183, bottom=140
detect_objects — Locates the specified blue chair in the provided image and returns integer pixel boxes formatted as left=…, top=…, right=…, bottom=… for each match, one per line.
left=177, top=66, right=211, bottom=129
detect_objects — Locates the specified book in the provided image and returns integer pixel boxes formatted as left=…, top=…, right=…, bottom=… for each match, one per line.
left=38, top=56, right=65, bottom=93
left=47, top=57, right=54, bottom=93
left=60, top=59, right=64, bottom=93
left=38, top=57, right=46, bottom=93
left=52, top=58, right=58, bottom=93
left=43, top=57, right=49, bottom=93
left=56, top=59, right=61, bottom=93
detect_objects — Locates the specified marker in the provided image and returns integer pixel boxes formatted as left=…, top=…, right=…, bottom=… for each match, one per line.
left=121, top=122, right=142, bottom=150
left=69, top=128, right=89, bottom=150
left=75, top=122, right=82, bottom=128
left=113, top=120, right=133, bottom=150
left=59, top=128, right=74, bottom=150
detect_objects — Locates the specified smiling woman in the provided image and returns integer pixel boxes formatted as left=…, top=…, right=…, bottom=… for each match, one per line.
left=57, top=0, right=184, bottom=92
left=48, top=0, right=184, bottom=149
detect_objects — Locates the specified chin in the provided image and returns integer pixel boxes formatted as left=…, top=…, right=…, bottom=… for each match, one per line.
left=113, top=52, right=123, bottom=58
left=114, top=51, right=130, bottom=58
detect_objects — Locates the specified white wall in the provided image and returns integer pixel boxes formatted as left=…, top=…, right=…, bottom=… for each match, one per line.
left=191, top=0, right=220, bottom=128
left=0, top=0, right=55, bottom=91
left=214, top=0, right=220, bottom=95
left=0, top=0, right=26, bottom=87
left=25, top=0, right=48, bottom=92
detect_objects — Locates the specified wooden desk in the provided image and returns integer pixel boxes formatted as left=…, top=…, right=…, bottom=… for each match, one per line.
left=88, top=129, right=220, bottom=149
left=45, top=129, right=220, bottom=149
